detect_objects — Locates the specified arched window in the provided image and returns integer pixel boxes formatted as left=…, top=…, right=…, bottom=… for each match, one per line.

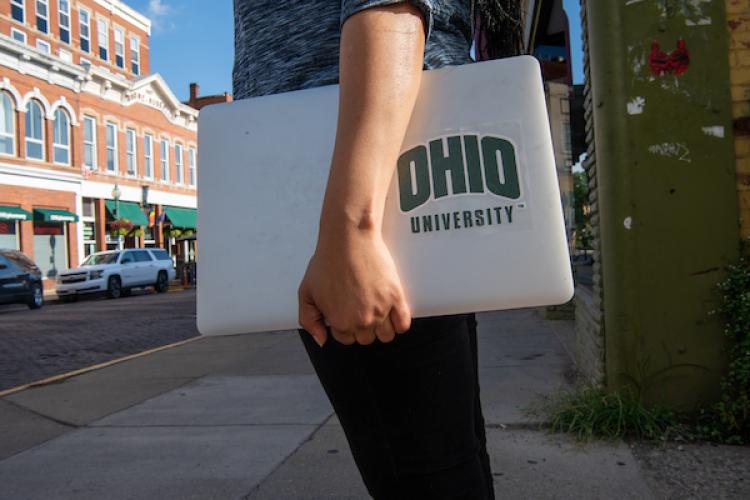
left=0, top=92, right=14, bottom=156
left=53, top=108, right=71, bottom=165
left=25, top=100, right=45, bottom=160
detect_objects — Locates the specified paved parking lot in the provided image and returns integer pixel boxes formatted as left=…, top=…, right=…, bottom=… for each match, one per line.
left=0, top=289, right=199, bottom=391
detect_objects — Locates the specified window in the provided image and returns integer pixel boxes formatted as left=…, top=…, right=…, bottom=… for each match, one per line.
left=36, top=39, right=50, bottom=53
left=114, top=27, right=125, bottom=68
left=160, top=139, right=169, bottom=181
left=52, top=108, right=70, bottom=165
left=0, top=221, right=19, bottom=251
left=11, top=28, right=27, bottom=44
left=33, top=220, right=67, bottom=278
left=58, top=0, right=70, bottom=43
left=11, top=0, right=24, bottom=23
left=83, top=221, right=96, bottom=256
left=105, top=122, right=117, bottom=172
left=134, top=250, right=153, bottom=262
left=82, top=198, right=96, bottom=257
left=130, top=36, right=140, bottom=75
left=36, top=0, right=48, bottom=34
left=0, top=92, right=15, bottom=156
left=175, top=144, right=183, bottom=184
left=97, top=18, right=108, bottom=61
left=143, top=134, right=153, bottom=178
left=126, top=128, right=137, bottom=175
left=83, top=116, right=97, bottom=169
left=79, top=8, right=91, bottom=53
left=188, top=147, right=196, bottom=186
left=150, top=249, right=171, bottom=261
left=25, top=100, right=44, bottom=160
left=58, top=49, right=72, bottom=63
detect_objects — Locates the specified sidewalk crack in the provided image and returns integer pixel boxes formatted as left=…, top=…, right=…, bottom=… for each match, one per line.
left=2, top=398, right=79, bottom=428
left=239, top=412, right=336, bottom=500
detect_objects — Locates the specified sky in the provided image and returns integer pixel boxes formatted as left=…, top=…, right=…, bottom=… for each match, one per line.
left=127, top=0, right=234, bottom=101
left=128, top=0, right=584, bottom=102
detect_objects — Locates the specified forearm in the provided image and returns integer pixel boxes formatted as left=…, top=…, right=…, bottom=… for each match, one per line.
left=319, top=3, right=426, bottom=240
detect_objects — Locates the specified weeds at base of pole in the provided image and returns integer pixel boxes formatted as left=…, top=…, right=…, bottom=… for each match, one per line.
left=527, top=387, right=682, bottom=443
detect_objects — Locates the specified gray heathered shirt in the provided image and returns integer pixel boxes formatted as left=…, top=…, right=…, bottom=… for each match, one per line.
left=233, top=0, right=473, bottom=100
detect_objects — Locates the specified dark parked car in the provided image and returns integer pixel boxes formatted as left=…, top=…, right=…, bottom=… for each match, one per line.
left=0, top=249, right=44, bottom=309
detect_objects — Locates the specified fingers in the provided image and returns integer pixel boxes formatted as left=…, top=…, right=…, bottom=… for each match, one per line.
left=374, top=317, right=396, bottom=343
left=331, top=328, right=356, bottom=345
left=298, top=286, right=328, bottom=347
left=354, top=328, right=377, bottom=346
left=390, top=295, right=412, bottom=334
left=328, top=305, right=406, bottom=346
left=298, top=277, right=411, bottom=347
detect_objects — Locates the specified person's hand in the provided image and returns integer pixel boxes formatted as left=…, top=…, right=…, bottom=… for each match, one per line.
left=298, top=230, right=411, bottom=346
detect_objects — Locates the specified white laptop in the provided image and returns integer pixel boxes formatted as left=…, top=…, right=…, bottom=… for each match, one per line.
left=197, top=56, right=573, bottom=336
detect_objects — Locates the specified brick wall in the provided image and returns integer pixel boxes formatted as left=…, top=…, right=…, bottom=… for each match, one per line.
left=575, top=0, right=606, bottom=387
left=727, top=0, right=750, bottom=251
left=1, top=0, right=151, bottom=79
left=2, top=68, right=197, bottom=196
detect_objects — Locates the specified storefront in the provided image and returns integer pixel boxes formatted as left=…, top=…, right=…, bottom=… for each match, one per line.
left=163, top=205, right=197, bottom=276
left=32, top=209, right=79, bottom=279
left=77, top=198, right=197, bottom=260
left=0, top=206, right=32, bottom=250
left=104, top=200, right=150, bottom=249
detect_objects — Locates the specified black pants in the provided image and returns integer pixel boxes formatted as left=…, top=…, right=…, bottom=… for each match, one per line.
left=299, top=313, right=495, bottom=499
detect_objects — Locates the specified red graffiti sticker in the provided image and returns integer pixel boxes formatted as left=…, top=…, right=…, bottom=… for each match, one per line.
left=648, top=38, right=690, bottom=76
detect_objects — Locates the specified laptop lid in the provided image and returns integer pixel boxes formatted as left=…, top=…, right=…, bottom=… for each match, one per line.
left=197, top=56, right=573, bottom=335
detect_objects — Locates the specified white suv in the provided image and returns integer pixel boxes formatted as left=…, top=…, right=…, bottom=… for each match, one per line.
left=56, top=249, right=177, bottom=300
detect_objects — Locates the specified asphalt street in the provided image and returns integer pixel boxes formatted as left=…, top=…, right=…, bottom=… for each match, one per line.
left=0, top=289, right=199, bottom=391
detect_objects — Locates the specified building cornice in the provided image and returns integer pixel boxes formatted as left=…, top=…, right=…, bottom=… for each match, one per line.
left=0, top=36, right=197, bottom=131
left=95, top=0, right=152, bottom=36
left=0, top=162, right=83, bottom=185
left=0, top=33, right=86, bottom=87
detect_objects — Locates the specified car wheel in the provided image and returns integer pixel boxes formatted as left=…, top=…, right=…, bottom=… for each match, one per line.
left=155, top=271, right=168, bottom=293
left=107, top=276, right=122, bottom=299
left=27, top=283, right=44, bottom=309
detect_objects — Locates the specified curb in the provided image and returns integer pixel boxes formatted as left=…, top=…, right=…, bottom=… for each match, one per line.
left=41, top=285, right=194, bottom=304
left=0, top=336, right=204, bottom=399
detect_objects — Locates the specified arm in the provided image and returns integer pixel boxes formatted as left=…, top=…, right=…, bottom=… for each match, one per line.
left=298, top=3, right=427, bottom=346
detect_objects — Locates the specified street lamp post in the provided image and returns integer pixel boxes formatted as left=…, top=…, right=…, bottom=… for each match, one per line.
left=111, top=183, right=123, bottom=250
left=141, top=185, right=150, bottom=248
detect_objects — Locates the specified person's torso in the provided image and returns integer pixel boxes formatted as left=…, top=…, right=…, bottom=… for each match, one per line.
left=233, top=0, right=473, bottom=100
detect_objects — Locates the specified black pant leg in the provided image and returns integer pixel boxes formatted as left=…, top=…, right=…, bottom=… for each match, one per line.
left=299, top=314, right=493, bottom=499
left=468, top=314, right=496, bottom=500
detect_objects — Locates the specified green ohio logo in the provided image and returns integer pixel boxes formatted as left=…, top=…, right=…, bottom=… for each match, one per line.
left=397, top=135, right=521, bottom=212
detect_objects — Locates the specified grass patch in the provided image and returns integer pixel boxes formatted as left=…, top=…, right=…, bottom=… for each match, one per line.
left=530, top=386, right=680, bottom=442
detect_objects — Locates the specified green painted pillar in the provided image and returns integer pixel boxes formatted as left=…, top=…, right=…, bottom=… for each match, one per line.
left=584, top=0, right=739, bottom=409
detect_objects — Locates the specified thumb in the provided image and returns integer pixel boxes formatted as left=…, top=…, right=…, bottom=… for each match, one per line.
left=298, top=286, right=328, bottom=347
left=390, top=294, right=412, bottom=334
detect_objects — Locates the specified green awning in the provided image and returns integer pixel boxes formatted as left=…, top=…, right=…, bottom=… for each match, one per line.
left=0, top=206, right=32, bottom=221
left=105, top=200, right=149, bottom=226
left=34, top=208, right=79, bottom=223
left=164, top=206, right=197, bottom=229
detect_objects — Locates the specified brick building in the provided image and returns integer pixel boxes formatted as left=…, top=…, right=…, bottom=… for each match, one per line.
left=0, top=0, right=199, bottom=289
left=726, top=0, right=750, bottom=251
left=527, top=0, right=575, bottom=250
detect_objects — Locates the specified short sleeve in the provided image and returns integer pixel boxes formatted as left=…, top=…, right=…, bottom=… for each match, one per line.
left=341, top=0, right=434, bottom=42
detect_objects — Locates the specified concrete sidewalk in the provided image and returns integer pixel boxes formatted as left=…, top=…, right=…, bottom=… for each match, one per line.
left=0, top=309, right=657, bottom=499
